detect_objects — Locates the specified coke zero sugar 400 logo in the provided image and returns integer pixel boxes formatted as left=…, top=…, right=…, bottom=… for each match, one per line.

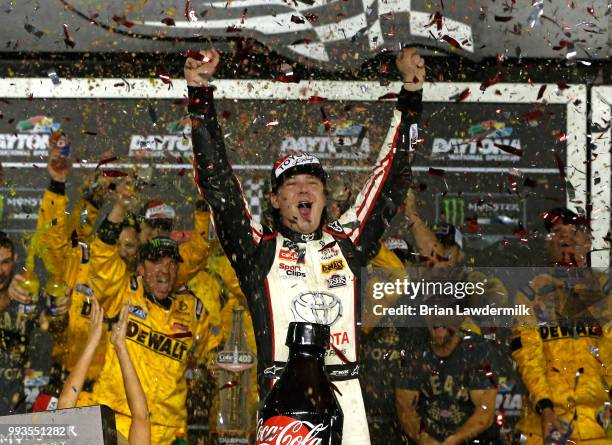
left=256, top=416, right=329, bottom=445
left=0, top=116, right=60, bottom=157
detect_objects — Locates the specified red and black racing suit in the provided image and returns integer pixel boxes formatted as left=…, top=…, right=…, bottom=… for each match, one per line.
left=188, top=85, right=421, bottom=445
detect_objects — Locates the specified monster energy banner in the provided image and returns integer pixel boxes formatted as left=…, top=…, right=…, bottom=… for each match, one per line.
left=0, top=80, right=585, bottom=266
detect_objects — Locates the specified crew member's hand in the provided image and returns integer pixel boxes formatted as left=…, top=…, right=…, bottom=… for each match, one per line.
left=54, top=294, right=72, bottom=317
left=397, top=47, right=425, bottom=91
left=541, top=407, right=562, bottom=439
left=86, top=297, right=105, bottom=347
left=184, top=49, right=220, bottom=87
left=110, top=305, right=129, bottom=350
left=8, top=274, right=32, bottom=304
left=48, top=136, right=71, bottom=182
left=405, top=189, right=418, bottom=219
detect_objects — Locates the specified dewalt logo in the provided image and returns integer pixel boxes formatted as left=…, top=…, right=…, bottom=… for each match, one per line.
left=442, top=198, right=465, bottom=226
left=127, top=319, right=189, bottom=362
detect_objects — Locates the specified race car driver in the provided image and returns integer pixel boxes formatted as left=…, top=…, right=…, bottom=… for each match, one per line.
left=185, top=46, right=424, bottom=445
left=511, top=207, right=612, bottom=445
left=78, top=230, right=211, bottom=444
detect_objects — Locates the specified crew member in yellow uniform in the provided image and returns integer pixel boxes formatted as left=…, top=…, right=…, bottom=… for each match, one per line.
left=35, top=134, right=114, bottom=391
left=511, top=207, right=612, bottom=445
left=79, top=225, right=211, bottom=445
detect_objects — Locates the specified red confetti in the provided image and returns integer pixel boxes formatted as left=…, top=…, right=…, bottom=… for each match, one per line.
left=304, top=13, right=318, bottom=23
left=159, top=73, right=172, bottom=85
left=276, top=73, right=300, bottom=83
left=513, top=225, right=526, bottom=238
left=427, top=11, right=443, bottom=31
left=554, top=153, right=566, bottom=178
left=95, top=156, right=118, bottom=170
left=454, top=88, right=471, bottom=102
left=555, top=131, right=568, bottom=142
left=320, top=108, right=331, bottom=132
left=291, top=15, right=305, bottom=24
left=308, top=95, right=327, bottom=104
left=494, top=15, right=514, bottom=22
left=494, top=143, right=523, bottom=157
left=586, top=6, right=596, bottom=18
left=377, top=92, right=399, bottom=100
left=226, top=25, right=242, bottom=33
left=101, top=170, right=128, bottom=178
left=556, top=81, right=569, bottom=90
left=468, top=215, right=479, bottom=233
left=111, top=16, right=134, bottom=28
left=219, top=380, right=238, bottom=390
left=441, top=34, right=462, bottom=49
left=177, top=168, right=187, bottom=177
left=161, top=17, right=176, bottom=26
left=170, top=331, right=193, bottom=339
left=537, top=85, right=547, bottom=100
left=428, top=167, right=445, bottom=177
left=480, top=70, right=507, bottom=91
left=62, top=24, right=75, bottom=48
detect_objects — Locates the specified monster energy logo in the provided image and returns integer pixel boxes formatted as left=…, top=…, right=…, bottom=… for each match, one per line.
left=443, top=198, right=465, bottom=226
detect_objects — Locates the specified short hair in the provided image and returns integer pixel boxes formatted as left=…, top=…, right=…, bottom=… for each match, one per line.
left=0, top=231, right=15, bottom=257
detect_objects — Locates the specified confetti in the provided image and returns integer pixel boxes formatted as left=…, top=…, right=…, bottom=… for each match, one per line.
left=24, top=23, right=44, bottom=38
left=219, top=380, right=238, bottom=390
left=320, top=107, right=331, bottom=132
left=62, top=24, right=75, bottom=48
left=47, top=69, right=60, bottom=85
left=441, top=34, right=462, bottom=49
left=494, top=16, right=514, bottom=22
left=101, top=170, right=128, bottom=178
left=159, top=73, right=172, bottom=85
left=111, top=16, right=135, bottom=28
left=494, top=143, right=523, bottom=157
left=480, top=70, right=506, bottom=91
left=307, top=96, right=327, bottom=104
left=95, top=156, right=118, bottom=170
left=161, top=17, right=176, bottom=26
left=537, top=85, right=547, bottom=100
left=426, top=11, right=443, bottom=31
left=290, top=15, right=305, bottom=24
left=451, top=88, right=471, bottom=102
left=528, top=0, right=544, bottom=28
left=148, top=104, right=158, bottom=126
left=428, top=167, right=445, bottom=177
left=377, top=93, right=399, bottom=100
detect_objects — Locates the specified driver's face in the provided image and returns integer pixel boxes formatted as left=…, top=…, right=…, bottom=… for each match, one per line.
left=546, top=223, right=591, bottom=267
left=271, top=174, right=327, bottom=234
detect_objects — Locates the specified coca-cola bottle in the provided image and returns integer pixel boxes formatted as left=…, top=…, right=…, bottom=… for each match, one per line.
left=257, top=322, right=343, bottom=445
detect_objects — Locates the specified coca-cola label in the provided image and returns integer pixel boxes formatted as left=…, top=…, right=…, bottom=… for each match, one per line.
left=256, top=416, right=330, bottom=445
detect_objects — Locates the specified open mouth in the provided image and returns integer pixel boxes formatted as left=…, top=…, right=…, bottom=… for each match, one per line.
left=297, top=201, right=313, bottom=220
